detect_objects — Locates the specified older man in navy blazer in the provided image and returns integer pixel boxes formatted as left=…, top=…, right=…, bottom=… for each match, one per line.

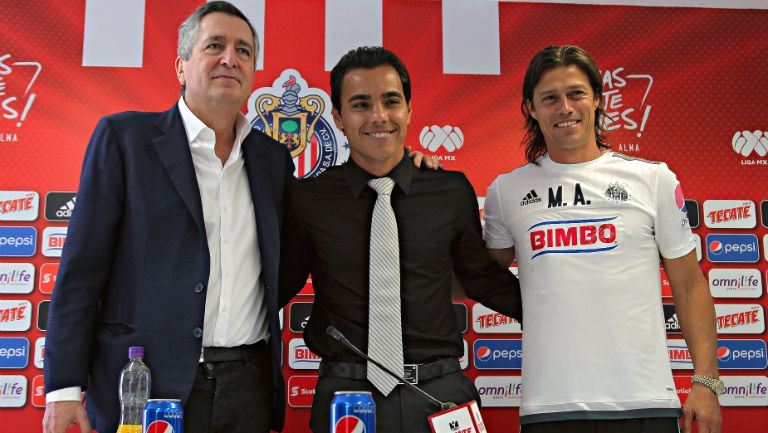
left=42, top=3, right=290, bottom=433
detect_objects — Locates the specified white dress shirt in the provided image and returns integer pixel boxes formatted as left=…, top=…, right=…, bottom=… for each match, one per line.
left=47, top=99, right=269, bottom=403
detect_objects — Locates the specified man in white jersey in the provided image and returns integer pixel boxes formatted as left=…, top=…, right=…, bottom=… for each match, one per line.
left=483, top=46, right=722, bottom=433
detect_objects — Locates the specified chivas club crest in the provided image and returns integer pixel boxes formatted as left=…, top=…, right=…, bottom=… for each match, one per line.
left=247, top=69, right=347, bottom=178
left=604, top=182, right=630, bottom=203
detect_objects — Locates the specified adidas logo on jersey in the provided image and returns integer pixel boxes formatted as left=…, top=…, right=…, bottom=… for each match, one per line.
left=520, top=189, right=541, bottom=206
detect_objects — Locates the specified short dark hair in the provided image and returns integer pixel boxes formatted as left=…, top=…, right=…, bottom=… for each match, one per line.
left=330, top=46, right=411, bottom=111
left=521, top=45, right=610, bottom=164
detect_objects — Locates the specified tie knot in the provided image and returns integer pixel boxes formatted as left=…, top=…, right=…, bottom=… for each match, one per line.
left=368, top=177, right=395, bottom=196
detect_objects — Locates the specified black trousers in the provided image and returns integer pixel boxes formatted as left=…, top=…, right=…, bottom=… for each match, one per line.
left=310, top=370, right=480, bottom=433
left=521, top=417, right=681, bottom=433
left=184, top=347, right=274, bottom=433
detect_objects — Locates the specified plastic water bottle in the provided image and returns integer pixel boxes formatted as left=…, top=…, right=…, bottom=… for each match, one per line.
left=116, top=346, right=151, bottom=433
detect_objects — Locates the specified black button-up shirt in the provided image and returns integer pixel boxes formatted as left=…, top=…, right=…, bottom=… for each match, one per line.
left=279, top=155, right=521, bottom=363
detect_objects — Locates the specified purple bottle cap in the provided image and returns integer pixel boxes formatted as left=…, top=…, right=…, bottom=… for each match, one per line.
left=128, top=346, right=144, bottom=359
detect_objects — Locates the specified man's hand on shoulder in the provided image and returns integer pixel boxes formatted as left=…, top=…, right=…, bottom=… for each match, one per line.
left=43, top=401, right=91, bottom=433
left=406, top=146, right=441, bottom=170
left=681, top=384, right=722, bottom=433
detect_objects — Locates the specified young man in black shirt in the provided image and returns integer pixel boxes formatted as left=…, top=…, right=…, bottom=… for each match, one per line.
left=279, top=46, right=522, bottom=433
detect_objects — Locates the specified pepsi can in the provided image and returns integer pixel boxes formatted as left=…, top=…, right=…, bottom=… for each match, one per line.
left=331, top=391, right=375, bottom=433
left=143, top=399, right=184, bottom=433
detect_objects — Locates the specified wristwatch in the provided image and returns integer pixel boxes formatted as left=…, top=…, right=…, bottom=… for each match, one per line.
left=691, top=374, right=725, bottom=395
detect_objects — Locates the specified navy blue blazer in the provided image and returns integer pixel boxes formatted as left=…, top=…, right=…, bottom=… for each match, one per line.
left=44, top=105, right=291, bottom=432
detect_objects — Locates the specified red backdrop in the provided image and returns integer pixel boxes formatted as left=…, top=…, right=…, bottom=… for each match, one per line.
left=1, top=1, right=767, bottom=432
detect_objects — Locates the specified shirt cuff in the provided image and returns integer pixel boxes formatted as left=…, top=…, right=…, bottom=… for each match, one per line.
left=46, top=386, right=82, bottom=403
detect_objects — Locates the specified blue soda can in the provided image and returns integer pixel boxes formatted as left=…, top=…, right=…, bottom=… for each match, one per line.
left=331, top=391, right=375, bottom=433
left=143, top=399, right=184, bottom=433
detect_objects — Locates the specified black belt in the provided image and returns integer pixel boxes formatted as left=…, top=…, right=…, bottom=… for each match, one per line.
left=319, top=358, right=461, bottom=385
left=202, top=341, right=267, bottom=363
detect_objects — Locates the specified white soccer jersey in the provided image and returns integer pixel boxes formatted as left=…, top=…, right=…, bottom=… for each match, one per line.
left=483, top=151, right=696, bottom=425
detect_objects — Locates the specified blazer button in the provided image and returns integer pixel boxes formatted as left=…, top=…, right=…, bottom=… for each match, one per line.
left=192, top=327, right=203, bottom=338
left=194, top=282, right=205, bottom=293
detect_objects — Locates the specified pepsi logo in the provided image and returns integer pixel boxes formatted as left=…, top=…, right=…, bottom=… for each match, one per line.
left=334, top=415, right=366, bottom=433
left=476, top=346, right=492, bottom=361
left=145, top=420, right=174, bottom=433
left=675, top=184, right=686, bottom=213
left=717, top=347, right=730, bottom=360
left=709, top=241, right=723, bottom=255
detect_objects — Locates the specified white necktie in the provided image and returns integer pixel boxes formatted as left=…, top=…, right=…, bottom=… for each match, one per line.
left=366, top=177, right=403, bottom=396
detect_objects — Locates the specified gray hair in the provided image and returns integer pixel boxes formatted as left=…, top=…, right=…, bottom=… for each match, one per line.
left=177, top=1, right=259, bottom=65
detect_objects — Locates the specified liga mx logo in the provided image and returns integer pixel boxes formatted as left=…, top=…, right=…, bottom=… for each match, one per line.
left=247, top=69, right=348, bottom=179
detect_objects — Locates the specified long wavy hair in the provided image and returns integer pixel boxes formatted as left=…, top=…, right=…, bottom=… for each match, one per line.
left=521, top=46, right=610, bottom=164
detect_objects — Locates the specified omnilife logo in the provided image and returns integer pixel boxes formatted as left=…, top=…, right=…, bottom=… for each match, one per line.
left=708, top=268, right=762, bottom=298
left=475, top=376, right=522, bottom=407
left=45, top=192, right=76, bottom=221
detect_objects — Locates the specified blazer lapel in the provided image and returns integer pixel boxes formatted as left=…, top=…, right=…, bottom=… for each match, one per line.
left=152, top=106, right=206, bottom=232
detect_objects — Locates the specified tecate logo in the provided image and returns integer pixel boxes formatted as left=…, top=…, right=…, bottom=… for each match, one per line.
left=715, top=304, right=765, bottom=334
left=473, top=339, right=522, bottom=370
left=0, top=226, right=37, bottom=257
left=42, top=226, right=67, bottom=257
left=419, top=125, right=464, bottom=152
left=0, top=337, right=29, bottom=369
left=474, top=376, right=522, bottom=407
left=703, top=200, right=756, bottom=229
left=0, top=375, right=27, bottom=407
left=718, top=376, right=768, bottom=407
left=472, top=304, right=521, bottom=334
left=0, top=263, right=35, bottom=294
left=288, top=338, right=321, bottom=369
left=708, top=268, right=762, bottom=298
left=528, top=217, right=620, bottom=259
left=706, top=234, right=760, bottom=263
left=0, top=191, right=39, bottom=221
left=0, top=300, right=32, bottom=331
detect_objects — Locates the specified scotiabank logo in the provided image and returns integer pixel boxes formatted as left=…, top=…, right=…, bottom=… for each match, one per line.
left=528, top=217, right=619, bottom=259
left=660, top=267, right=672, bottom=298
left=42, top=227, right=67, bottom=257
left=706, top=234, right=760, bottom=263
left=715, top=304, right=764, bottom=334
left=472, top=304, right=521, bottom=334
left=31, top=375, right=45, bottom=407
left=0, top=262, right=34, bottom=294
left=708, top=268, right=762, bottom=298
left=473, top=339, right=522, bottom=370
left=0, top=191, right=39, bottom=221
left=0, top=300, right=32, bottom=331
left=719, top=376, right=768, bottom=407
left=703, top=200, right=756, bottom=229
left=287, top=375, right=317, bottom=408
left=288, top=338, right=321, bottom=370
left=39, top=262, right=59, bottom=294
left=474, top=376, right=522, bottom=407
left=0, top=375, right=27, bottom=407
left=669, top=339, right=767, bottom=370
